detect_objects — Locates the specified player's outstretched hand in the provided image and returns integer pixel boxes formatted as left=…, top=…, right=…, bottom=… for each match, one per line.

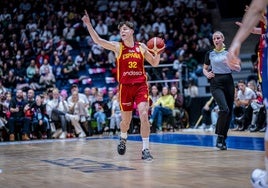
left=227, top=43, right=242, bottom=72
left=82, top=10, right=90, bottom=25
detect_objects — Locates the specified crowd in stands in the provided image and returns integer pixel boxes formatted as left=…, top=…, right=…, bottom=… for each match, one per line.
left=0, top=0, right=263, bottom=141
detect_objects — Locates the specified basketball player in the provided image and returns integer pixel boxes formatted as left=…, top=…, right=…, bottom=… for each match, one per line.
left=227, top=0, right=268, bottom=187
left=82, top=10, right=163, bottom=160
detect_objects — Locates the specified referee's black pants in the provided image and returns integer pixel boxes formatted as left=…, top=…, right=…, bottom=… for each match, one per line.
left=210, top=74, right=234, bottom=139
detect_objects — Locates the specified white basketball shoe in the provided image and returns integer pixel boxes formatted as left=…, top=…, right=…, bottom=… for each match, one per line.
left=251, top=169, right=268, bottom=188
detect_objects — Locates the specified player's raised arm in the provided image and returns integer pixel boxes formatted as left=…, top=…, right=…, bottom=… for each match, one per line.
left=228, top=0, right=266, bottom=70
left=81, top=10, right=118, bottom=53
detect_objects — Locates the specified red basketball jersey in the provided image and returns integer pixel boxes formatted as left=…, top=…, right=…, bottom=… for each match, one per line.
left=116, top=42, right=147, bottom=84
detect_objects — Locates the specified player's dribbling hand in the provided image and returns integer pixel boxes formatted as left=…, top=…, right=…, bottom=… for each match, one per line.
left=148, top=45, right=165, bottom=56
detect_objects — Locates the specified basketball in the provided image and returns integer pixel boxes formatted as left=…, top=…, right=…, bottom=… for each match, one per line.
left=146, top=37, right=165, bottom=55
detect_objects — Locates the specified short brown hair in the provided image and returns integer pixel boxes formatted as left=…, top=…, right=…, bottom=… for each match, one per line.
left=118, top=21, right=134, bottom=30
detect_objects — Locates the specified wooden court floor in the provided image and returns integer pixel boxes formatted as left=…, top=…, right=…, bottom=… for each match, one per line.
left=0, top=130, right=265, bottom=188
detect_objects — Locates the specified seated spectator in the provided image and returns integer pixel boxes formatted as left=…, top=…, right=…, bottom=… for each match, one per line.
left=2, top=69, right=17, bottom=92
left=36, top=50, right=50, bottom=68
left=56, top=39, right=73, bottom=57
left=74, top=51, right=87, bottom=70
left=136, top=28, right=149, bottom=42
left=247, top=80, right=266, bottom=132
left=66, top=90, right=87, bottom=138
left=62, top=22, right=75, bottom=41
left=0, top=80, right=7, bottom=95
left=39, top=67, right=56, bottom=89
left=170, top=85, right=189, bottom=129
left=109, top=92, right=121, bottom=135
left=68, top=84, right=91, bottom=136
left=184, top=78, right=199, bottom=97
left=39, top=59, right=52, bottom=75
left=14, top=60, right=30, bottom=91
left=109, top=30, right=121, bottom=42
left=91, top=93, right=109, bottom=134
left=31, top=95, right=49, bottom=139
left=63, top=55, right=79, bottom=79
left=0, top=93, right=9, bottom=139
left=149, top=86, right=175, bottom=132
left=52, top=56, right=64, bottom=88
left=233, top=80, right=256, bottom=131
left=46, top=88, right=69, bottom=139
left=7, top=89, right=31, bottom=141
left=26, top=59, right=41, bottom=90
left=67, top=84, right=89, bottom=111
left=95, top=20, right=108, bottom=40
left=149, top=85, right=161, bottom=107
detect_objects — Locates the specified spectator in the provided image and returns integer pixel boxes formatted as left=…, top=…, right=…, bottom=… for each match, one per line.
left=31, top=95, right=49, bottom=139
left=91, top=93, right=109, bottom=134
left=247, top=80, right=265, bottom=132
left=170, top=85, right=188, bottom=129
left=0, top=80, right=7, bottom=95
left=151, top=17, right=166, bottom=35
left=2, top=69, right=17, bottom=92
left=40, top=25, right=53, bottom=43
left=184, top=79, right=199, bottom=97
left=109, top=30, right=121, bottom=42
left=0, top=92, right=10, bottom=135
left=39, top=67, right=56, bottom=89
left=233, top=80, right=256, bottom=131
left=149, top=86, right=175, bottom=133
left=51, top=56, right=64, bottom=88
left=62, top=22, right=75, bottom=41
left=63, top=55, right=79, bottom=79
left=36, top=50, right=50, bottom=68
left=39, top=59, right=52, bottom=76
left=66, top=90, right=87, bottom=138
left=95, top=20, right=108, bottom=40
left=200, top=17, right=213, bottom=39
left=26, top=59, right=41, bottom=90
left=136, top=28, right=149, bottom=42
left=46, top=88, right=69, bottom=139
left=109, top=92, right=121, bottom=135
left=149, top=85, right=161, bottom=110
left=74, top=51, right=87, bottom=70
left=7, top=89, right=31, bottom=141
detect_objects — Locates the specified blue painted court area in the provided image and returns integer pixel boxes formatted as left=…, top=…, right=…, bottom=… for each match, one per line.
left=117, top=133, right=265, bottom=151
left=0, top=133, right=263, bottom=152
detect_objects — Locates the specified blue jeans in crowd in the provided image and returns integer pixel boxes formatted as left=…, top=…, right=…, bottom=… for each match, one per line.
left=8, top=117, right=31, bottom=134
left=150, top=105, right=173, bottom=131
left=94, top=111, right=106, bottom=132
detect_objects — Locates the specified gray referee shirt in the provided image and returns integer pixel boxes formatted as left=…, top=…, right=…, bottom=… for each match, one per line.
left=204, top=48, right=232, bottom=74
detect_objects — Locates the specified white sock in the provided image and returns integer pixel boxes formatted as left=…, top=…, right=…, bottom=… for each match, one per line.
left=120, top=132, right=127, bottom=139
left=142, top=137, right=149, bottom=151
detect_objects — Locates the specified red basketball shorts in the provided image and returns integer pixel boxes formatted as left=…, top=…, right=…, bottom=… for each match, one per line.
left=119, top=82, right=149, bottom=111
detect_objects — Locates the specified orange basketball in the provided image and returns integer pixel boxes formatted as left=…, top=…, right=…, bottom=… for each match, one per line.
left=146, top=37, right=165, bottom=55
